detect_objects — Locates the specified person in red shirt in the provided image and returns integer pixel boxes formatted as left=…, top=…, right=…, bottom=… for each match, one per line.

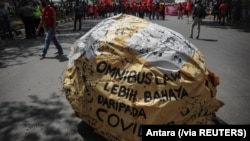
left=93, top=4, right=98, bottom=19
left=36, top=0, right=63, bottom=58
left=159, top=3, right=165, bottom=20
left=219, top=0, right=228, bottom=25
left=151, top=2, right=156, bottom=20
left=147, top=2, right=152, bottom=20
left=177, top=3, right=183, bottom=19
left=138, top=3, right=145, bottom=18
left=131, top=3, right=137, bottom=16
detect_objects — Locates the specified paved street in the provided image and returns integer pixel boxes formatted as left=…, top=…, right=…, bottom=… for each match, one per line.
left=0, top=15, right=249, bottom=141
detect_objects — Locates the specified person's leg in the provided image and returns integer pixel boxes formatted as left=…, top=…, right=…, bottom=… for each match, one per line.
left=41, top=28, right=52, bottom=56
left=196, top=19, right=201, bottom=39
left=218, top=13, right=221, bottom=24
left=5, top=20, right=13, bottom=39
left=222, top=15, right=225, bottom=25
left=31, top=17, right=36, bottom=37
left=74, top=15, right=78, bottom=30
left=23, top=18, right=30, bottom=39
left=1, top=21, right=8, bottom=39
left=78, top=16, right=82, bottom=30
left=216, top=14, right=219, bottom=23
left=190, top=18, right=197, bottom=38
left=26, top=17, right=34, bottom=38
left=52, top=34, right=63, bottom=54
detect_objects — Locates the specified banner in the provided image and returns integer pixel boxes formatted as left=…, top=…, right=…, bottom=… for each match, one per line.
left=186, top=0, right=191, bottom=11
left=63, top=14, right=223, bottom=141
left=166, top=6, right=178, bottom=16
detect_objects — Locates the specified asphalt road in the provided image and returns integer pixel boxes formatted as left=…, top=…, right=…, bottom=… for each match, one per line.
left=0, top=15, right=249, bottom=141
left=154, top=16, right=250, bottom=125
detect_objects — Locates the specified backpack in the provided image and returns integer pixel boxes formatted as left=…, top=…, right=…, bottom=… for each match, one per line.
left=74, top=3, right=83, bottom=16
left=193, top=4, right=206, bottom=18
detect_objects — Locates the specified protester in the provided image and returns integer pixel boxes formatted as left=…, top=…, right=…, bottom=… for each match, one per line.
left=212, top=0, right=220, bottom=24
left=0, top=1, right=13, bottom=39
left=33, top=1, right=44, bottom=36
left=36, top=0, right=63, bottom=58
left=138, top=2, right=145, bottom=18
left=177, top=3, right=183, bottom=19
left=189, top=0, right=206, bottom=39
left=73, top=0, right=83, bottom=31
left=20, top=2, right=36, bottom=39
left=219, top=0, right=228, bottom=26
left=159, top=3, right=165, bottom=20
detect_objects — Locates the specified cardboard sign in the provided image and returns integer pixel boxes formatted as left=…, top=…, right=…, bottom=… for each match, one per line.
left=63, top=14, right=224, bottom=141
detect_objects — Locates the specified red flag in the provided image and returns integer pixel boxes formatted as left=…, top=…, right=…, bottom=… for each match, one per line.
left=186, top=0, right=191, bottom=11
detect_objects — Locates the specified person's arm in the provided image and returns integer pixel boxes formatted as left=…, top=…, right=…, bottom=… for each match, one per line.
left=192, top=6, right=196, bottom=16
left=36, top=12, right=44, bottom=34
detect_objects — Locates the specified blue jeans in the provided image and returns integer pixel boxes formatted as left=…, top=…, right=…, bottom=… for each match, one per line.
left=43, top=27, right=63, bottom=55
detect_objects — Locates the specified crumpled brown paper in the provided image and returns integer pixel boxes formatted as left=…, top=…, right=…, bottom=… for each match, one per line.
left=63, top=14, right=224, bottom=141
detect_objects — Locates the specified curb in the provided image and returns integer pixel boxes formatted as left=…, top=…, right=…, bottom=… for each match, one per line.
left=56, top=17, right=74, bottom=25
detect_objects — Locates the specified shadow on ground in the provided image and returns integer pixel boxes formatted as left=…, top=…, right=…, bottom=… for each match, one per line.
left=0, top=19, right=101, bottom=69
left=77, top=121, right=107, bottom=141
left=0, top=93, right=84, bottom=141
left=0, top=38, right=44, bottom=68
left=0, top=92, right=110, bottom=141
left=201, top=20, right=250, bottom=33
left=197, top=38, right=218, bottom=42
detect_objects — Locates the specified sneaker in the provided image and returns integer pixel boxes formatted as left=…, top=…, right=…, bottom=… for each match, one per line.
left=39, top=53, right=45, bottom=58
left=54, top=51, right=63, bottom=55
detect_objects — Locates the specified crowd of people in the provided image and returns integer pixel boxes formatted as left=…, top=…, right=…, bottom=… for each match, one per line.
left=211, top=0, right=243, bottom=26
left=0, top=0, right=247, bottom=42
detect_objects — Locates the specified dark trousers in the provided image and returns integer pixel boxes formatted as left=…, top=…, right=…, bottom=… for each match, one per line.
left=0, top=19, right=13, bottom=39
left=219, top=14, right=226, bottom=25
left=139, top=12, right=144, bottom=18
left=22, top=17, right=35, bottom=38
left=34, top=17, right=44, bottom=36
left=74, top=15, right=82, bottom=30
